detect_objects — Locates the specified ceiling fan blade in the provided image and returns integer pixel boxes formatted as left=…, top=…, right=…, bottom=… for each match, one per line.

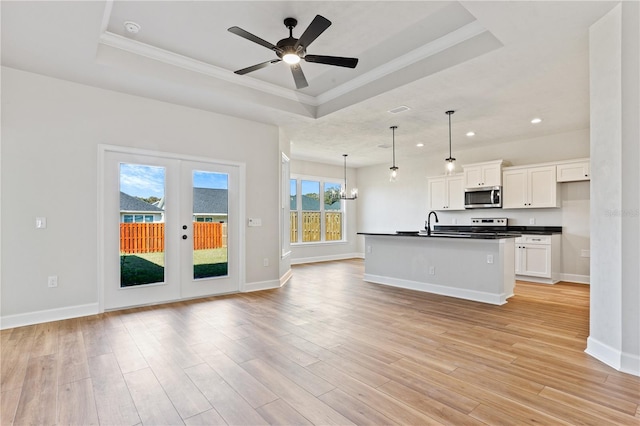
left=290, top=64, right=308, bottom=89
left=228, top=26, right=280, bottom=52
left=234, top=59, right=281, bottom=75
left=294, top=15, right=331, bottom=49
left=304, top=55, right=359, bottom=68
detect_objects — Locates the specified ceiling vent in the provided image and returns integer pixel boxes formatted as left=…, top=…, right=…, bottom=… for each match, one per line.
left=388, top=105, right=411, bottom=114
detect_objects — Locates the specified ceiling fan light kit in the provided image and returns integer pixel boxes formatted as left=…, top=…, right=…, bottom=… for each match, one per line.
left=228, top=15, right=359, bottom=89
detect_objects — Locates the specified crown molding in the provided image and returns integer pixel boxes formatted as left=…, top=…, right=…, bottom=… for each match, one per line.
left=98, top=31, right=319, bottom=106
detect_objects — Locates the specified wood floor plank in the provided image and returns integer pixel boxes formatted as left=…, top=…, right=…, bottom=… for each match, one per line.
left=57, top=378, right=99, bottom=425
left=145, top=355, right=212, bottom=420
left=13, top=355, right=58, bottom=425
left=124, top=367, right=184, bottom=425
left=256, top=399, right=314, bottom=426
left=183, top=408, right=227, bottom=426
left=376, top=380, right=486, bottom=426
left=241, top=358, right=356, bottom=425
left=0, top=388, right=21, bottom=425
left=91, top=375, right=141, bottom=426
left=307, top=360, right=444, bottom=425
left=184, top=362, right=268, bottom=425
left=318, top=388, right=400, bottom=426
left=30, top=322, right=59, bottom=357
left=202, top=350, right=279, bottom=409
left=88, top=355, right=141, bottom=426
left=256, top=348, right=335, bottom=397
left=57, top=331, right=91, bottom=385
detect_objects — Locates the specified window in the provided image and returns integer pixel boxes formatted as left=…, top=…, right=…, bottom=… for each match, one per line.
left=122, top=214, right=154, bottom=223
left=290, top=177, right=344, bottom=244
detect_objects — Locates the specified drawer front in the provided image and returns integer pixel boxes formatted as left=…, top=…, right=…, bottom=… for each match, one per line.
left=522, top=235, right=551, bottom=244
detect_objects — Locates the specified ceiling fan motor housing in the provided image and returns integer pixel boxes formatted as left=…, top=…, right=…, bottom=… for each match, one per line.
left=276, top=37, right=305, bottom=59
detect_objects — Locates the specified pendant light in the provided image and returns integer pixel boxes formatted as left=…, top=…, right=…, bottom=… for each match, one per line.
left=445, top=110, right=456, bottom=175
left=389, top=125, right=399, bottom=182
left=340, top=154, right=358, bottom=200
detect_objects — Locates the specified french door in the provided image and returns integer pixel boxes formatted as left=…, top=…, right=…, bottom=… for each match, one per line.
left=100, top=147, right=241, bottom=310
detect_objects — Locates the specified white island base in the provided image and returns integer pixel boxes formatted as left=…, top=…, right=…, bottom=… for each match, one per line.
left=362, top=235, right=516, bottom=305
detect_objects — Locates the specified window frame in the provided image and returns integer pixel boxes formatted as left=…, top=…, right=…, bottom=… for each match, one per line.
left=290, top=174, right=347, bottom=245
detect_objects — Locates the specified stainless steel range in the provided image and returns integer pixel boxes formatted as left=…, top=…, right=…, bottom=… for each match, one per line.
left=470, top=217, right=509, bottom=233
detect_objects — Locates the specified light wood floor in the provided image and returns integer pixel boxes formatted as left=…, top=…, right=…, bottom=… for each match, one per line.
left=2, top=259, right=639, bottom=425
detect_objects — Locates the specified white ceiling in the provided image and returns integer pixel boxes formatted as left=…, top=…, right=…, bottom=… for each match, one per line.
left=1, top=1, right=617, bottom=167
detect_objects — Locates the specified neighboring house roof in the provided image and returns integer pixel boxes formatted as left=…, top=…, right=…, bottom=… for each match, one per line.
left=120, top=192, right=164, bottom=213
left=193, top=188, right=228, bottom=214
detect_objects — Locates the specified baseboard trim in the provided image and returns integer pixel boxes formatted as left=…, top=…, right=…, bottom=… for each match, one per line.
left=586, top=336, right=640, bottom=377
left=280, top=269, right=293, bottom=286
left=559, top=273, right=590, bottom=284
left=0, top=303, right=99, bottom=330
left=242, top=279, right=281, bottom=293
left=363, top=273, right=509, bottom=306
left=290, top=253, right=361, bottom=265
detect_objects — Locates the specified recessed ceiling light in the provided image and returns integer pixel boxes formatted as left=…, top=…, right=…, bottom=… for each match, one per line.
left=124, top=21, right=141, bottom=34
left=416, top=143, right=424, bottom=147
left=466, top=131, right=475, bottom=137
left=531, top=117, right=542, bottom=124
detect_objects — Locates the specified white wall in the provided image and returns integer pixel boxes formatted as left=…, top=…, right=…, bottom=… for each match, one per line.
left=289, top=159, right=359, bottom=264
left=1, top=67, right=280, bottom=325
left=587, top=2, right=639, bottom=376
left=356, top=128, right=591, bottom=281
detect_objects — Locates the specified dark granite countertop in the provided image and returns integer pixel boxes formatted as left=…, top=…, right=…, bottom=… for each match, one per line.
left=357, top=231, right=519, bottom=240
left=434, top=225, right=562, bottom=235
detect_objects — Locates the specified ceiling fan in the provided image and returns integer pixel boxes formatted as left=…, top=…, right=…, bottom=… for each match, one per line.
left=228, top=15, right=359, bottom=89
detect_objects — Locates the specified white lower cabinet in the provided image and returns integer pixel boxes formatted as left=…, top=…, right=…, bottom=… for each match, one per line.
left=514, top=234, right=561, bottom=284
left=427, top=174, right=464, bottom=211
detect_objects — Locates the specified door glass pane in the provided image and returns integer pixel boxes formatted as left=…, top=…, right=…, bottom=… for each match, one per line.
left=119, top=163, right=166, bottom=287
left=192, top=171, right=228, bottom=279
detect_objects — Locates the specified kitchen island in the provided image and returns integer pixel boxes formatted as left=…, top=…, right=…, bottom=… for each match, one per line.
left=359, top=232, right=516, bottom=305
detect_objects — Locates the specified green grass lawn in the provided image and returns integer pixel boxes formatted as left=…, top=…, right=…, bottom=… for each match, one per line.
left=120, top=248, right=228, bottom=286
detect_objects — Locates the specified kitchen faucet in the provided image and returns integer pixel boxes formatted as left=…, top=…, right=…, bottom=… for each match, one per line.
left=426, top=211, right=439, bottom=236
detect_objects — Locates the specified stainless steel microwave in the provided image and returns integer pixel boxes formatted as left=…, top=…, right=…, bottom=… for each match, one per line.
left=464, top=186, right=502, bottom=209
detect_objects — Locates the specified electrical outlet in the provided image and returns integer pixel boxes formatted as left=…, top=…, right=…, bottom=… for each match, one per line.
left=581, top=250, right=590, bottom=258
left=366, top=245, right=372, bottom=254
left=429, top=266, right=435, bottom=275
left=529, top=218, right=536, bottom=225
left=487, top=255, right=494, bottom=264
left=263, top=258, right=269, bottom=267
left=48, top=275, right=58, bottom=288
left=452, top=218, right=457, bottom=225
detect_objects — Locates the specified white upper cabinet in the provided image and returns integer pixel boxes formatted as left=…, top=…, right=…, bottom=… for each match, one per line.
left=503, top=165, right=559, bottom=208
left=427, top=174, right=464, bottom=211
left=462, top=160, right=504, bottom=188
left=556, top=159, right=590, bottom=182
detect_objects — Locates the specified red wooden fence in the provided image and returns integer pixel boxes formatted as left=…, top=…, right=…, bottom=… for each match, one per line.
left=120, top=223, right=164, bottom=254
left=120, top=222, right=226, bottom=254
left=193, top=222, right=226, bottom=250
